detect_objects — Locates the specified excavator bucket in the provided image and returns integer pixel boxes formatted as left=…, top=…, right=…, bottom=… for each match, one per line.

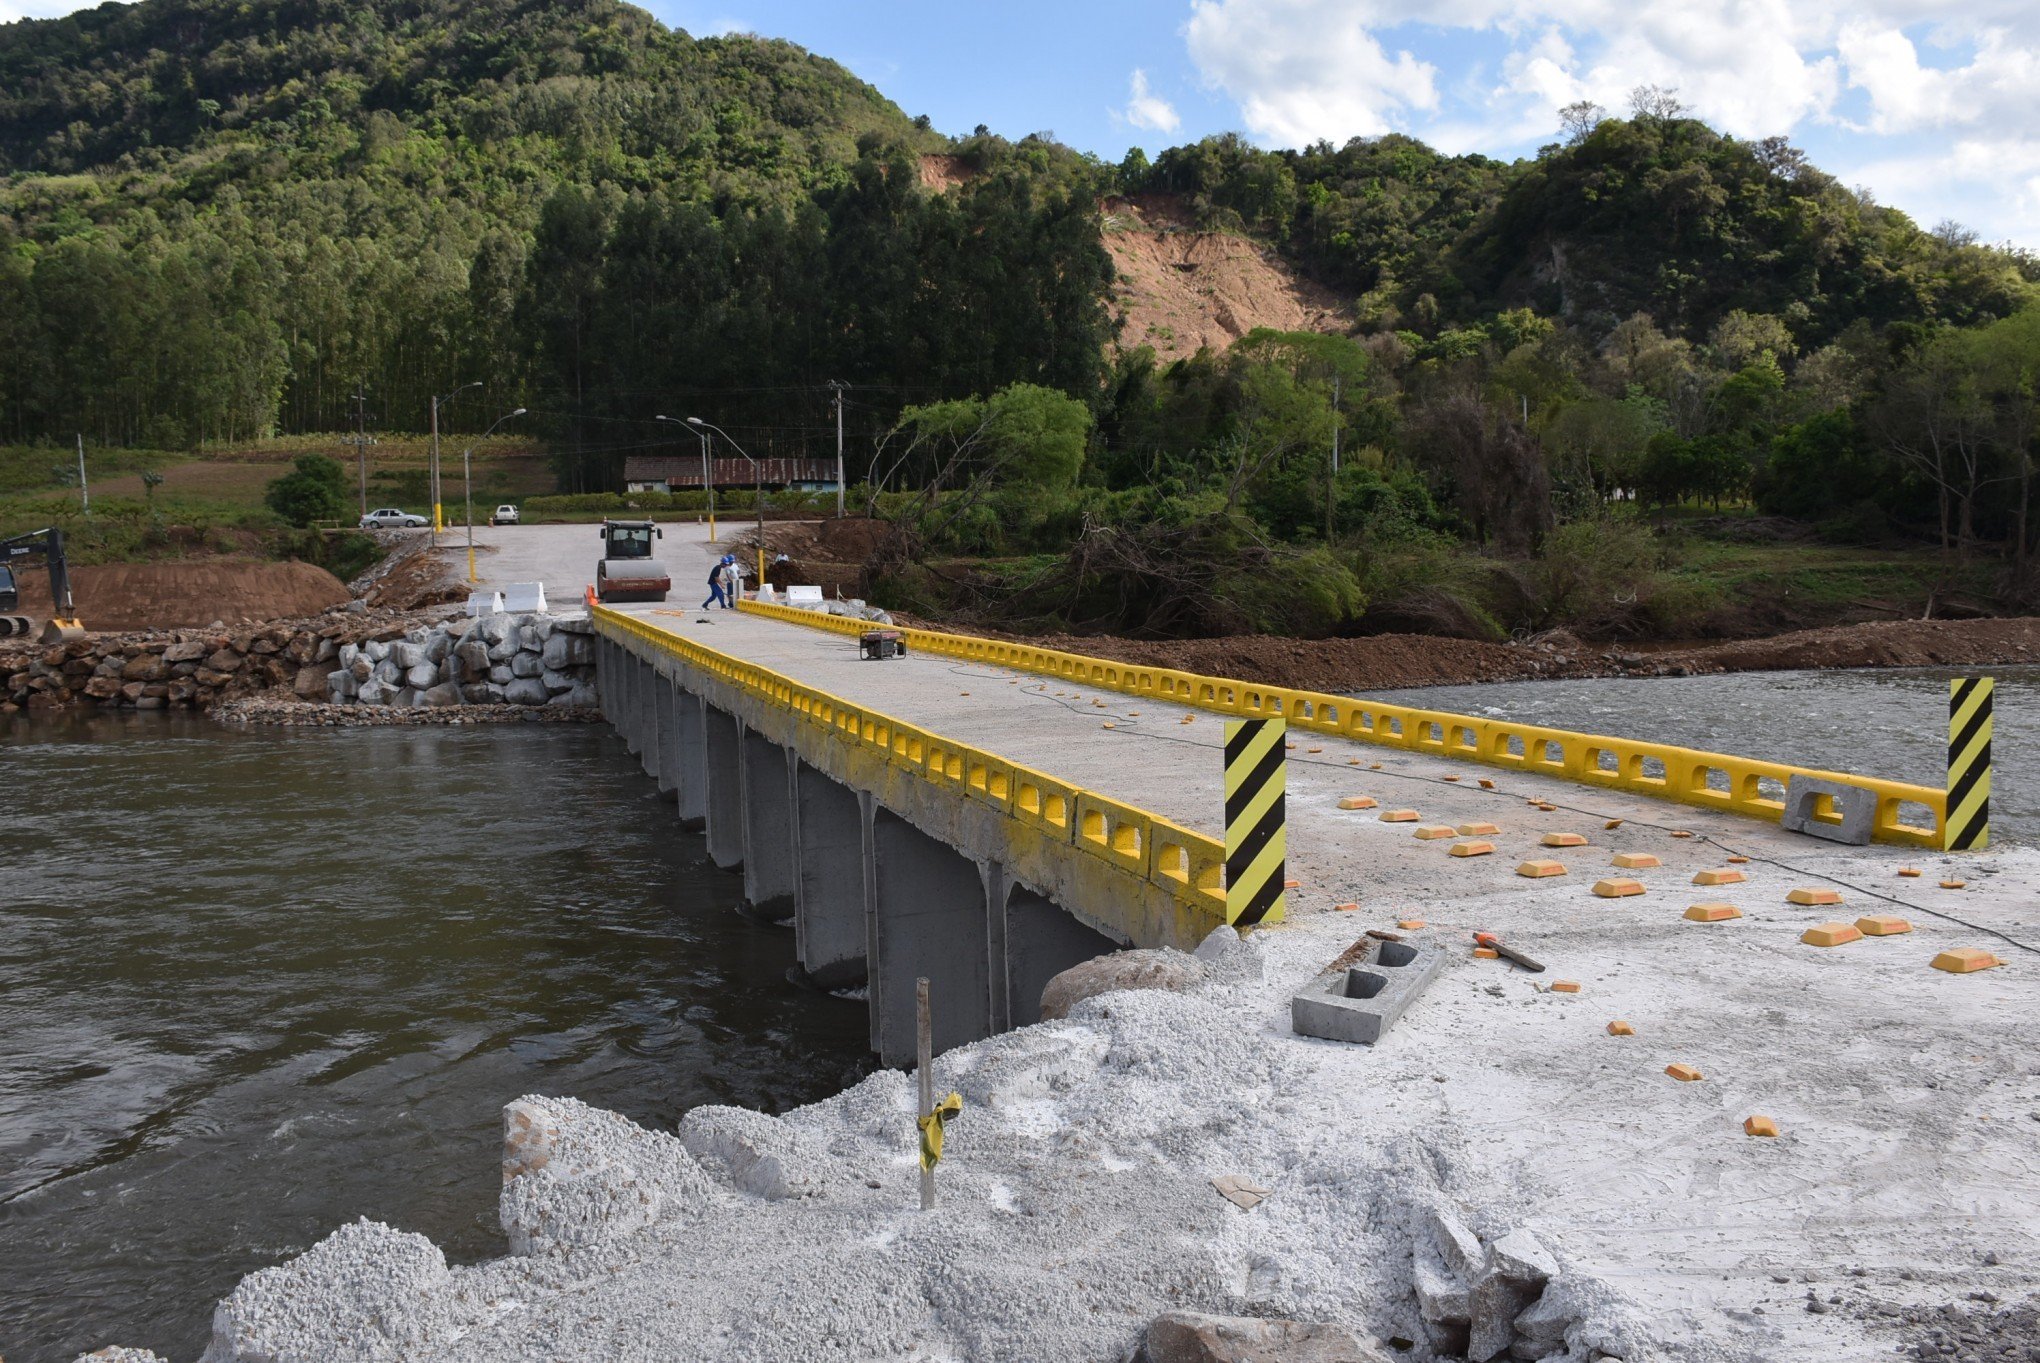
left=39, top=617, right=86, bottom=644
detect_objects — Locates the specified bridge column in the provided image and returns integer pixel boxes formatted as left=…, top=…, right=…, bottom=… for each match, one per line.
left=791, top=763, right=867, bottom=988
left=651, top=669, right=679, bottom=803
left=866, top=807, right=993, bottom=1064
left=618, top=645, right=645, bottom=758
left=672, top=684, right=706, bottom=830
left=739, top=731, right=796, bottom=919
left=997, top=872, right=1126, bottom=1028
left=637, top=657, right=663, bottom=789
left=701, top=705, right=744, bottom=870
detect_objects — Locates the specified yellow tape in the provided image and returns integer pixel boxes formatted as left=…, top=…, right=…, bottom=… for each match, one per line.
left=739, top=601, right=1947, bottom=849
left=918, top=1090, right=962, bottom=1170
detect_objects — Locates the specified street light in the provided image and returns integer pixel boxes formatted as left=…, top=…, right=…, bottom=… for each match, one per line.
left=686, top=417, right=764, bottom=595
left=464, top=407, right=526, bottom=583
left=654, top=414, right=715, bottom=543
left=430, top=381, right=483, bottom=544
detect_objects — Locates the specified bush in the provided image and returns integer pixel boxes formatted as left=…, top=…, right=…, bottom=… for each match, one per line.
left=264, top=454, right=348, bottom=526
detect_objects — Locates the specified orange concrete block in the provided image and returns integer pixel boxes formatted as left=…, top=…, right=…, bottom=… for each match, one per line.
left=1743, top=1115, right=1780, bottom=1138
left=1307, top=746, right=1322, bottom=753
left=1665, top=1063, right=1704, bottom=1082
left=1536, top=802, right=1557, bottom=811
left=1380, top=810, right=1420, bottom=823
left=1448, top=841, right=1495, bottom=858
left=1283, top=879, right=1301, bottom=889
left=1337, top=796, right=1379, bottom=810
left=1478, top=779, right=1496, bottom=789
left=1542, top=832, right=1589, bottom=847
left=1605, top=1020, right=1635, bottom=1036
left=1801, top=921, right=1863, bottom=947
left=1551, top=980, right=1580, bottom=993
left=1458, top=822, right=1501, bottom=836
left=1369, top=763, right=1383, bottom=770
left=1932, top=948, right=2003, bottom=974
left=1611, top=852, right=1661, bottom=870
left=1693, top=868, right=1746, bottom=886
left=1443, top=774, right=1462, bottom=782
left=1727, top=855, right=1750, bottom=864
left=1516, top=860, right=1568, bottom=878
left=1473, top=947, right=1500, bottom=959
left=1684, top=903, right=1742, bottom=922
left=1333, top=901, right=1360, bottom=912
left=1787, top=887, right=1843, bottom=906
left=1896, top=866, right=1921, bottom=878
left=1940, top=880, right=1967, bottom=890
left=1397, top=918, right=1426, bottom=930
left=1593, top=878, right=1646, bottom=898
left=1102, top=722, right=1115, bottom=729
left=1604, top=819, right=1624, bottom=830
left=1855, top=915, right=1913, bottom=936
left=1414, top=825, right=1457, bottom=840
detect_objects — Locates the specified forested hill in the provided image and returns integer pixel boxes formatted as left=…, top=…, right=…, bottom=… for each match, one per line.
left=0, top=0, right=916, bottom=192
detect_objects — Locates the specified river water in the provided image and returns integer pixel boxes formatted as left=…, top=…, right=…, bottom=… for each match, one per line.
left=0, top=713, right=873, bottom=1363
left=1364, top=666, right=2036, bottom=844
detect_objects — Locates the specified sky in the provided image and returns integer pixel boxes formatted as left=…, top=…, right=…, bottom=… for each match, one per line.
left=5, top=0, right=2036, bottom=246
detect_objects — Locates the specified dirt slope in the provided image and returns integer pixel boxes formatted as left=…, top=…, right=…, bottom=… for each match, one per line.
left=1102, top=195, right=1351, bottom=361
left=8, top=560, right=350, bottom=631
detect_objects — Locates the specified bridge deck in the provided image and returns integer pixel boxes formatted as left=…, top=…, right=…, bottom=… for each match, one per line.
left=613, top=603, right=1917, bottom=923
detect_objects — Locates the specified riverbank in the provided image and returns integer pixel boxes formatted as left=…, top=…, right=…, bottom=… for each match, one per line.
left=953, top=616, right=2040, bottom=694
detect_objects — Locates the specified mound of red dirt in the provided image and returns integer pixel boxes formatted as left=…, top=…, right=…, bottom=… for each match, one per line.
left=8, top=560, right=350, bottom=631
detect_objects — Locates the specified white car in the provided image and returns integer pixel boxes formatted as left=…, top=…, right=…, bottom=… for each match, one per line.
left=360, top=507, right=427, bottom=529
left=490, top=504, right=520, bottom=526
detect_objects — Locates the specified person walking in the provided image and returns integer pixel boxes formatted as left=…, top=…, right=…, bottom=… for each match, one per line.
left=703, top=554, right=735, bottom=610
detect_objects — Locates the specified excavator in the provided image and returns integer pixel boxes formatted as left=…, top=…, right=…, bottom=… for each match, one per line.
left=1, top=527, right=87, bottom=642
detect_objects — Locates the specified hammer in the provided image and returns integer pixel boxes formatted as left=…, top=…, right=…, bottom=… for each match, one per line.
left=1473, top=931, right=1546, bottom=973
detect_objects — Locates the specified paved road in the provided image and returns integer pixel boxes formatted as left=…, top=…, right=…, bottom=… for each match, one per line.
left=429, top=519, right=776, bottom=610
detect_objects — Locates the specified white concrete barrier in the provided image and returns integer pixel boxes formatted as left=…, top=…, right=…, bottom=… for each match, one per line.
left=787, top=585, right=825, bottom=609
left=465, top=590, right=504, bottom=616
left=504, top=582, right=548, bottom=614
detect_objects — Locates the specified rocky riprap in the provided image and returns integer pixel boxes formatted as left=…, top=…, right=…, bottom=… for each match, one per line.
left=2, top=619, right=360, bottom=712
left=326, top=612, right=596, bottom=710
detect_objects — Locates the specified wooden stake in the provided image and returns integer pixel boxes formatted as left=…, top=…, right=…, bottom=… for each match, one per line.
left=917, top=976, right=934, bottom=1211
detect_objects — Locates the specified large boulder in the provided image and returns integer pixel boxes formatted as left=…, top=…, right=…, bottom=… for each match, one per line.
left=404, top=662, right=439, bottom=689
left=163, top=641, right=208, bottom=664
left=454, top=640, right=490, bottom=680
left=499, top=1095, right=720, bottom=1257
left=503, top=677, right=550, bottom=706
left=418, top=683, right=462, bottom=707
left=1038, top=948, right=1205, bottom=1022
left=1137, top=1311, right=1391, bottom=1363
left=510, top=651, right=543, bottom=679
left=204, top=648, right=243, bottom=673
left=390, top=641, right=426, bottom=670
left=292, top=664, right=329, bottom=699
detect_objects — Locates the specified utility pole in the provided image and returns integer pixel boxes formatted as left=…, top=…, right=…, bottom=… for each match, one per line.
left=1326, top=376, right=1341, bottom=543
left=343, top=388, right=376, bottom=518
left=76, top=434, right=89, bottom=517
left=827, top=380, right=847, bottom=518
left=429, top=392, right=441, bottom=545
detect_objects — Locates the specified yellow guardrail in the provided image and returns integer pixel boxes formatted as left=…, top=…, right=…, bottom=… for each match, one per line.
left=739, top=600, right=1947, bottom=849
left=594, top=604, right=1229, bottom=923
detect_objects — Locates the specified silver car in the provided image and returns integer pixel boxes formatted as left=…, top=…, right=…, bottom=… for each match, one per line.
left=360, top=507, right=428, bottom=529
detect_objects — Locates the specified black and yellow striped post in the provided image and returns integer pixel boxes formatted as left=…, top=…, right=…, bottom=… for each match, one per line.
left=1947, top=677, right=1992, bottom=851
left=1225, top=718, right=1287, bottom=926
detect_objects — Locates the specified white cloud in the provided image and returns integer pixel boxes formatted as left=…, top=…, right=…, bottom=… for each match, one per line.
left=1116, top=69, right=1183, bottom=134
left=1186, top=0, right=1438, bottom=143
left=1180, top=0, right=2040, bottom=242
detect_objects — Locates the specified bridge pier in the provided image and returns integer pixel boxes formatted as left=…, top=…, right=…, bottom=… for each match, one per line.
left=867, top=808, right=993, bottom=1063
left=702, top=707, right=744, bottom=870
left=792, top=762, right=867, bottom=989
left=999, top=875, right=1126, bottom=1027
left=739, top=732, right=796, bottom=920
left=652, top=673, right=680, bottom=804
left=670, top=682, right=707, bottom=830
left=635, top=655, right=663, bottom=790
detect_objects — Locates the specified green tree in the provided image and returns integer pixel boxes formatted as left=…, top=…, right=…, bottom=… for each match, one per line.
left=264, top=453, right=348, bottom=526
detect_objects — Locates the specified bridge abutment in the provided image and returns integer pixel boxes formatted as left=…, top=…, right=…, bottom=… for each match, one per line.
left=739, top=732, right=797, bottom=920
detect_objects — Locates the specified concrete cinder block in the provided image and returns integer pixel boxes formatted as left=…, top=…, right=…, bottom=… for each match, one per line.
left=1781, top=774, right=1876, bottom=846
left=1290, top=937, right=1446, bottom=1045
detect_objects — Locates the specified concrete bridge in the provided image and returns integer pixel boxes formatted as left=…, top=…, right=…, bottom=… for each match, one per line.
left=593, top=600, right=1947, bottom=1066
